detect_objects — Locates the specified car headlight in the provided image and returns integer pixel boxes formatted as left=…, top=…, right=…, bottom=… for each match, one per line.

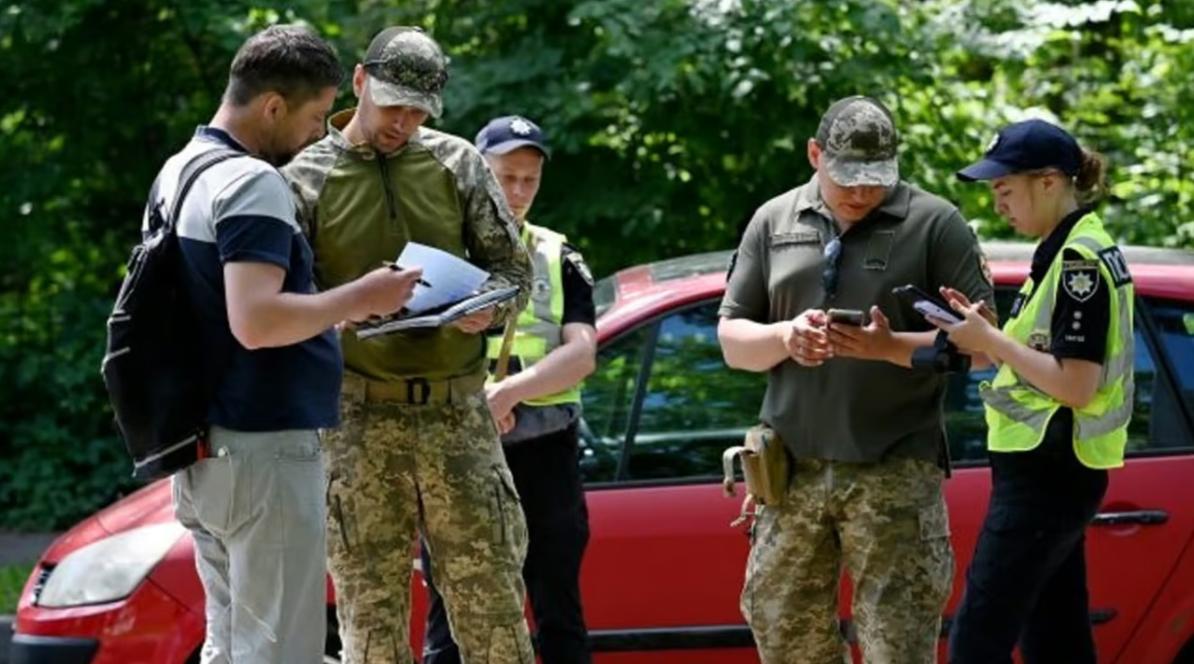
left=37, top=522, right=185, bottom=608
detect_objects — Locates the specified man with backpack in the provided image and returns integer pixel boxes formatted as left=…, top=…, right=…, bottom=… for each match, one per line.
left=135, top=26, right=422, bottom=664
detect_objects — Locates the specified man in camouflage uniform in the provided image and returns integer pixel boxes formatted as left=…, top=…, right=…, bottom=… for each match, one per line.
left=283, top=26, right=534, bottom=664
left=717, top=96, right=996, bottom=664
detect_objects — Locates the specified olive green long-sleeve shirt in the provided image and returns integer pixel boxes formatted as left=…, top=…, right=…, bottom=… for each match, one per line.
left=284, top=109, right=531, bottom=382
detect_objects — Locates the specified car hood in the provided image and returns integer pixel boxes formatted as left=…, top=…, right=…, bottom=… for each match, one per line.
left=39, top=479, right=174, bottom=564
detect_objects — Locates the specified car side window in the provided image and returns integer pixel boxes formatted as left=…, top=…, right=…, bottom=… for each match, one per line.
left=1152, top=301, right=1194, bottom=402
left=624, top=302, right=767, bottom=483
left=1124, top=327, right=1164, bottom=452
left=578, top=323, right=655, bottom=484
left=1132, top=299, right=1194, bottom=452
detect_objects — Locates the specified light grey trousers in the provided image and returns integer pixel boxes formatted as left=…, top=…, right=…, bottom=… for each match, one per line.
left=172, top=426, right=327, bottom=664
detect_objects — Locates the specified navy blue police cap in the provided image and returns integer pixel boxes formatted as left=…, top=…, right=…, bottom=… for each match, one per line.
left=957, top=119, right=1082, bottom=182
left=475, top=115, right=550, bottom=159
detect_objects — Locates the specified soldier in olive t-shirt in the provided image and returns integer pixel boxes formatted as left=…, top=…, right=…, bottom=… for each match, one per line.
left=718, top=96, right=994, bottom=664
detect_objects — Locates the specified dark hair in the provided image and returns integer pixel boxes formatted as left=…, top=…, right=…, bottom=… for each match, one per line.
left=224, top=25, right=344, bottom=107
left=1074, top=147, right=1109, bottom=206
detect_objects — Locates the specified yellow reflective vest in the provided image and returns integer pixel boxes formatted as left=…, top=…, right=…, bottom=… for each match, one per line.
left=485, top=222, right=581, bottom=406
left=981, top=212, right=1135, bottom=469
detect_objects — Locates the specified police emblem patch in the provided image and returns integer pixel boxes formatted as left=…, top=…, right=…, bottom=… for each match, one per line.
left=1062, top=259, right=1100, bottom=303
left=1027, top=332, right=1050, bottom=351
left=978, top=251, right=993, bottom=286
left=532, top=276, right=552, bottom=299
left=510, top=117, right=533, bottom=136
left=986, top=133, right=1001, bottom=153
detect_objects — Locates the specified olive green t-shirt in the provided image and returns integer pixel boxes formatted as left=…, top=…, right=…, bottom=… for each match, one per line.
left=719, top=178, right=995, bottom=464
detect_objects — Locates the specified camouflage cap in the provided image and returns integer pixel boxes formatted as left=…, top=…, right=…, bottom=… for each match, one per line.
left=815, top=96, right=899, bottom=187
left=362, top=26, right=448, bottom=118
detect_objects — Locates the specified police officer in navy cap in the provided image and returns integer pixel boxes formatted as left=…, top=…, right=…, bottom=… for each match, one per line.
left=420, top=115, right=597, bottom=664
left=933, top=118, right=1134, bottom=664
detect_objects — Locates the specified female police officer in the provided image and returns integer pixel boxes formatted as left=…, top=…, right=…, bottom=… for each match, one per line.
left=930, top=119, right=1134, bottom=664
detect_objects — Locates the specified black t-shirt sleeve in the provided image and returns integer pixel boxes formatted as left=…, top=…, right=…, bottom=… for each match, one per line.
left=1050, top=248, right=1110, bottom=363
left=561, top=245, right=596, bottom=326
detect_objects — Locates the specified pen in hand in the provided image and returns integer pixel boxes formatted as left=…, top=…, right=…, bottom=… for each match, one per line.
left=382, top=261, right=432, bottom=288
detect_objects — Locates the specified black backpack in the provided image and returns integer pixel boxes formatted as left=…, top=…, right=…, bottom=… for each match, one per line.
left=102, top=147, right=241, bottom=481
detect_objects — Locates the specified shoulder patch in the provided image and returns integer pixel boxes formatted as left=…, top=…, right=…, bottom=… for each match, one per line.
left=978, top=251, right=993, bottom=286
left=1097, top=246, right=1133, bottom=287
left=1026, top=331, right=1050, bottom=351
left=1062, top=259, right=1101, bottom=303
left=565, top=251, right=594, bottom=286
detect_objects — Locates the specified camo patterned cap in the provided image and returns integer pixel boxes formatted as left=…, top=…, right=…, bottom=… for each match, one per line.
left=815, top=96, right=899, bottom=187
left=362, top=26, right=448, bottom=118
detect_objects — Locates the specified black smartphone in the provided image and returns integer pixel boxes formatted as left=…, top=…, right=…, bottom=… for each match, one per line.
left=827, top=308, right=866, bottom=326
left=892, top=284, right=964, bottom=323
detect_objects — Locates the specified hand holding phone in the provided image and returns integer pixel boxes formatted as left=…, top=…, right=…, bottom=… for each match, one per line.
left=892, top=285, right=964, bottom=324
left=782, top=309, right=834, bottom=367
left=827, top=308, right=866, bottom=327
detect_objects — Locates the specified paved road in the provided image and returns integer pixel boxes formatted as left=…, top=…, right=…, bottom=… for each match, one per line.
left=1, top=615, right=11, bottom=664
left=0, top=533, right=58, bottom=567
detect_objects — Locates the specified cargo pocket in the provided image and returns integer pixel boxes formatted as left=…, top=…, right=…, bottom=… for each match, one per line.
left=740, top=539, right=758, bottom=624
left=490, top=465, right=528, bottom=565
left=481, top=622, right=535, bottom=664
left=739, top=503, right=773, bottom=625
left=917, top=500, right=955, bottom=605
left=326, top=471, right=358, bottom=559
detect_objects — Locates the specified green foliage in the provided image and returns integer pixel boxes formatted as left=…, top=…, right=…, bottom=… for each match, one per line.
left=1, top=0, right=1193, bottom=529
left=0, top=564, right=34, bottom=614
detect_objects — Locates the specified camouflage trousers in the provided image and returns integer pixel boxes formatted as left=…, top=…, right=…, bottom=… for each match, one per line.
left=324, top=382, right=533, bottom=664
left=742, top=457, right=954, bottom=664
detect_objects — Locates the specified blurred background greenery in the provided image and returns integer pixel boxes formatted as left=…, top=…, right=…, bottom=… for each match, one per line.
left=0, top=564, right=32, bottom=613
left=2, top=0, right=1192, bottom=530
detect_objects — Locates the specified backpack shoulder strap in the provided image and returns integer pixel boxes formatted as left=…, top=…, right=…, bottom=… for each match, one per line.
left=162, top=147, right=244, bottom=233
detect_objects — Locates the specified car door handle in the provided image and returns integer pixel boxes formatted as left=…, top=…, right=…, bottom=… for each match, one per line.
left=1091, top=510, right=1169, bottom=527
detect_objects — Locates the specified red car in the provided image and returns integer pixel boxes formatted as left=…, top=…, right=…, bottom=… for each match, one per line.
left=11, top=241, right=1194, bottom=664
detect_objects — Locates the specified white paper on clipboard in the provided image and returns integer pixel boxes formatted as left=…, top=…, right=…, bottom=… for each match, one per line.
left=396, top=242, right=490, bottom=314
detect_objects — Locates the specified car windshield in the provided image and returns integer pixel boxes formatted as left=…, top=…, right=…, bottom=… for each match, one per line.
left=594, top=250, right=734, bottom=319
left=593, top=275, right=617, bottom=317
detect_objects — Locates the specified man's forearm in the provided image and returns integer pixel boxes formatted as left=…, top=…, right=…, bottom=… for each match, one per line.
left=469, top=217, right=532, bottom=328
left=230, top=287, right=358, bottom=350
left=477, top=237, right=532, bottom=327
left=718, top=318, right=790, bottom=372
left=890, top=331, right=996, bottom=371
left=884, top=330, right=941, bottom=368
